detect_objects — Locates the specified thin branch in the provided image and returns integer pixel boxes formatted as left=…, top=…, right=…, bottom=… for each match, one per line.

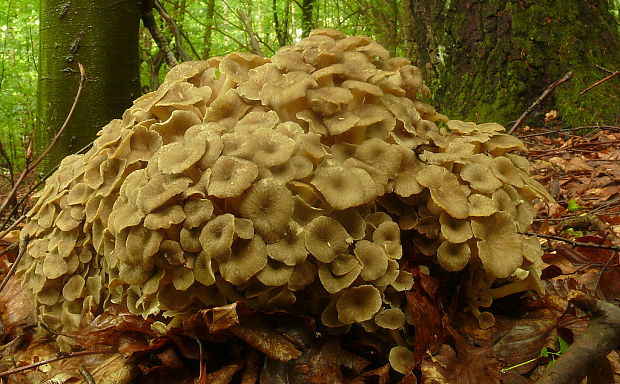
left=0, top=236, right=28, bottom=294
left=0, top=63, right=86, bottom=218
left=154, top=0, right=192, bottom=62
left=536, top=292, right=620, bottom=384
left=508, top=71, right=573, bottom=135
left=237, top=11, right=265, bottom=56
left=579, top=70, right=619, bottom=95
left=521, top=232, right=620, bottom=252
left=141, top=0, right=178, bottom=67
left=0, top=241, right=18, bottom=259
left=0, top=214, right=26, bottom=243
left=0, top=349, right=117, bottom=379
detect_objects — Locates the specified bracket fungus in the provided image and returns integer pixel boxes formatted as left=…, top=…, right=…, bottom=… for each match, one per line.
left=18, top=29, right=550, bottom=372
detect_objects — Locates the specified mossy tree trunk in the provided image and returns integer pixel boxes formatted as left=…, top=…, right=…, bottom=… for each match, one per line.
left=37, top=0, right=141, bottom=169
left=405, top=0, right=620, bottom=127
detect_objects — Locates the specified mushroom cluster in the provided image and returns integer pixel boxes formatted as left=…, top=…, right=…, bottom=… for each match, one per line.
left=18, top=29, right=549, bottom=361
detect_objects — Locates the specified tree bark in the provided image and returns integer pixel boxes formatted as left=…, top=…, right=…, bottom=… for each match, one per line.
left=300, top=0, right=315, bottom=38
left=202, top=0, right=216, bottom=59
left=37, top=0, right=141, bottom=169
left=406, top=0, right=620, bottom=127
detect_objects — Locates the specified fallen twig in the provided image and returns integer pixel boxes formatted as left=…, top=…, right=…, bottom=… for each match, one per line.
left=0, top=235, right=28, bottom=293
left=0, top=349, right=116, bottom=378
left=580, top=70, right=619, bottom=95
left=508, top=72, right=573, bottom=135
left=536, top=292, right=620, bottom=384
left=521, top=232, right=620, bottom=252
left=0, top=63, right=86, bottom=218
left=0, top=241, right=17, bottom=259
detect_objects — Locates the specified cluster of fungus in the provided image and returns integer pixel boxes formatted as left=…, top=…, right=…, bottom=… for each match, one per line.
left=18, top=29, right=550, bottom=370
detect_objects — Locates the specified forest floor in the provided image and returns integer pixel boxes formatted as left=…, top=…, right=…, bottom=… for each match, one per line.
left=0, top=123, right=618, bottom=384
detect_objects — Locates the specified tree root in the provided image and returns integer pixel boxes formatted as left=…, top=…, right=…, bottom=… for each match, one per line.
left=536, top=292, right=620, bottom=384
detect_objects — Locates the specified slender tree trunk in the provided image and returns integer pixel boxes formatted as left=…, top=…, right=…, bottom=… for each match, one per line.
left=300, top=0, right=315, bottom=38
left=406, top=0, right=620, bottom=126
left=202, top=0, right=216, bottom=59
left=37, top=0, right=141, bottom=169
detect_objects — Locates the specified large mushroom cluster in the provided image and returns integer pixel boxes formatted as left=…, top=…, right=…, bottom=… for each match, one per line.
left=18, top=29, right=550, bottom=362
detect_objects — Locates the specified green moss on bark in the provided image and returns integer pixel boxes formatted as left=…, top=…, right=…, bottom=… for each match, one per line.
left=429, top=0, right=620, bottom=127
left=37, top=0, right=141, bottom=169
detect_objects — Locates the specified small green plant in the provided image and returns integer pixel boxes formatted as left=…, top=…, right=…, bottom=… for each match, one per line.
left=500, top=336, right=569, bottom=373
left=562, top=227, right=584, bottom=237
left=567, top=199, right=580, bottom=212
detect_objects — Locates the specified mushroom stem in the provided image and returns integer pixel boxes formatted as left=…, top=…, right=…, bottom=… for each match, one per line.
left=390, top=329, right=407, bottom=347
left=488, top=272, right=544, bottom=300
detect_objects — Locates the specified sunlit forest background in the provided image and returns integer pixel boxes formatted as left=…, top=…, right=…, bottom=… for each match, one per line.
left=1, top=0, right=619, bottom=168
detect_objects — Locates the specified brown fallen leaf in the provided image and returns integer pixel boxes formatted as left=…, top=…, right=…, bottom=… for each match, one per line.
left=405, top=268, right=444, bottom=363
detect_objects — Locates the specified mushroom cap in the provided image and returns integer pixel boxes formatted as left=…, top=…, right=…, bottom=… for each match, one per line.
left=238, top=178, right=294, bottom=243
left=305, top=216, right=352, bottom=263
left=375, top=308, right=406, bottom=329
left=388, top=346, right=414, bottom=374
left=336, top=285, right=382, bottom=324
left=439, top=212, right=473, bottom=243
left=207, top=156, right=259, bottom=198
left=311, top=164, right=376, bottom=210
left=354, top=240, right=389, bottom=281
left=472, top=212, right=524, bottom=278
left=218, top=235, right=268, bottom=285
left=437, top=241, right=471, bottom=272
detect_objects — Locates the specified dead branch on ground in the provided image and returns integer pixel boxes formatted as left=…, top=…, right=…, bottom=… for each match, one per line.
left=536, top=292, right=620, bottom=384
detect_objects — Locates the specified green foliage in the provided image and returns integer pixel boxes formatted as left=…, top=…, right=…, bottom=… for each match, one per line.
left=500, top=336, right=570, bottom=373
left=567, top=199, right=580, bottom=212
left=0, top=0, right=38, bottom=170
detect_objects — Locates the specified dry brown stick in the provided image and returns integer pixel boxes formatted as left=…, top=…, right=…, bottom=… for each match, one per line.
left=536, top=292, right=620, bottom=384
left=521, top=232, right=620, bottom=252
left=0, top=63, right=86, bottom=218
left=0, top=241, right=18, bottom=259
left=508, top=72, right=573, bottom=135
left=580, top=70, right=619, bottom=95
left=0, top=236, right=28, bottom=293
left=0, top=349, right=116, bottom=378
left=79, top=365, right=96, bottom=384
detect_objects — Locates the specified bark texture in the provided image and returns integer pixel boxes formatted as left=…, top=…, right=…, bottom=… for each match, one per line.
left=406, top=0, right=620, bottom=126
left=37, top=0, right=141, bottom=169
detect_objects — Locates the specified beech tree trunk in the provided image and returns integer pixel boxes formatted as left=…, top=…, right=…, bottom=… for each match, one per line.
left=405, top=0, right=620, bottom=127
left=37, top=0, right=141, bottom=169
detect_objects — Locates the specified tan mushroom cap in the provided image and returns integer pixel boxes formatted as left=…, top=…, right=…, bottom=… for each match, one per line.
left=472, top=212, right=524, bottom=278
left=388, top=346, right=414, bottom=374
left=256, top=259, right=294, bottom=286
left=311, top=164, right=376, bottom=210
left=238, top=178, right=294, bottom=243
left=460, top=162, right=502, bottom=194
left=375, top=308, right=406, bottom=330
left=305, top=216, right=352, bottom=263
left=439, top=212, right=473, bottom=244
left=437, top=241, right=471, bottom=272
left=207, top=156, right=258, bottom=198
left=218, top=235, right=268, bottom=285
left=199, top=214, right=235, bottom=260
left=354, top=240, right=389, bottom=281
left=266, top=222, right=308, bottom=266
left=318, top=262, right=361, bottom=294
left=336, top=285, right=382, bottom=324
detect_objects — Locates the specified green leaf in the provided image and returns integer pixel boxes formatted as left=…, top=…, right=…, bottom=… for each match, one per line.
left=567, top=199, right=580, bottom=212
left=540, top=346, right=549, bottom=357
left=558, top=336, right=569, bottom=354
